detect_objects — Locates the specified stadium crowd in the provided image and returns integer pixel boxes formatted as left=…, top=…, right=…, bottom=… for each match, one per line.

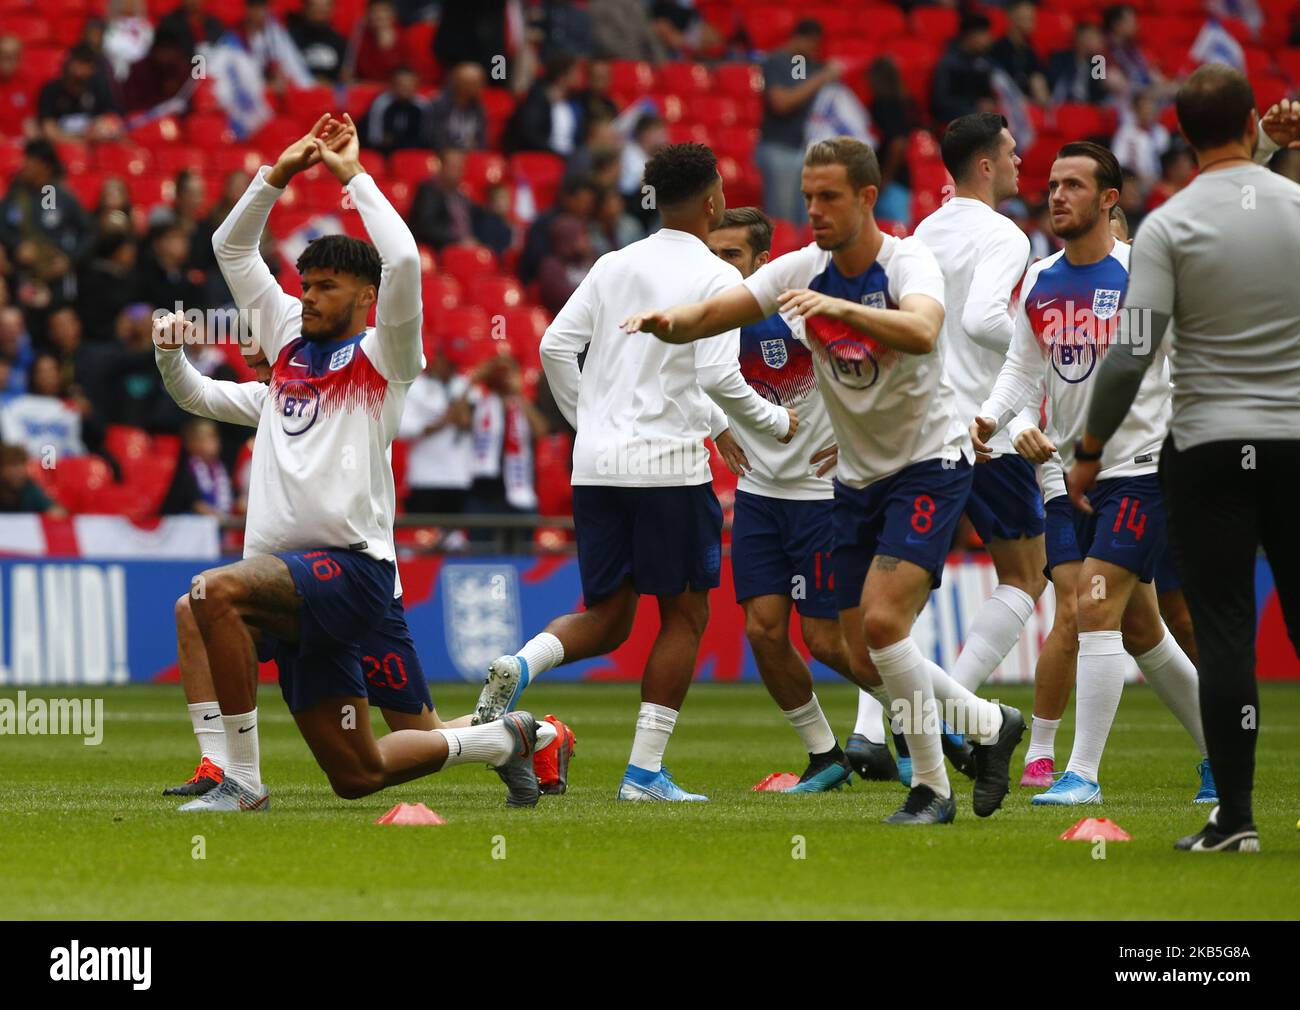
left=1, top=0, right=1299, bottom=548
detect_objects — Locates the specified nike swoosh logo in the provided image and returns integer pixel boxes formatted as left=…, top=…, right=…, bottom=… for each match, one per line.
left=289, top=356, right=309, bottom=368
left=905, top=534, right=929, bottom=544
left=203, top=713, right=221, bottom=721
left=238, top=725, right=255, bottom=734
left=1036, top=298, right=1058, bottom=309
left=1109, top=541, right=1137, bottom=549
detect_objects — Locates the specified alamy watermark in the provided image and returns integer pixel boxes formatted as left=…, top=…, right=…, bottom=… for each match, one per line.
left=0, top=691, right=103, bottom=745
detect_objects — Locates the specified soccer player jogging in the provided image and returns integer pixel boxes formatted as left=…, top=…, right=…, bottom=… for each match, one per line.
left=475, top=144, right=797, bottom=802
left=913, top=114, right=1047, bottom=714
left=1071, top=74, right=1300, bottom=851
left=705, top=207, right=897, bottom=790
left=160, top=114, right=553, bottom=811
left=625, top=137, right=1025, bottom=825
left=972, top=141, right=1212, bottom=807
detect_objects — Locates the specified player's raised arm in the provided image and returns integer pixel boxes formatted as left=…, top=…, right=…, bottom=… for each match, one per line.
left=620, top=282, right=767, bottom=345
left=213, top=114, right=347, bottom=363
left=315, top=113, right=423, bottom=382
left=153, top=313, right=267, bottom=427
left=960, top=230, right=1029, bottom=354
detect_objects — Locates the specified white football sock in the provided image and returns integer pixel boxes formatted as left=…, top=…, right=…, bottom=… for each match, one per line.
left=782, top=694, right=837, bottom=755
left=435, top=721, right=516, bottom=767
left=1134, top=628, right=1206, bottom=757
left=220, top=709, right=261, bottom=790
left=1024, top=715, right=1060, bottom=763
left=853, top=688, right=887, bottom=745
left=952, top=585, right=1037, bottom=690
left=188, top=701, right=227, bottom=767
left=516, top=632, right=564, bottom=681
left=869, top=638, right=949, bottom=798
left=1065, top=631, right=1127, bottom=782
left=628, top=702, right=678, bottom=773
left=925, top=659, right=1005, bottom=744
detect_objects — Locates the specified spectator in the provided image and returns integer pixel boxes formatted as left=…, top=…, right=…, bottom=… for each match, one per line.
left=590, top=0, right=667, bottom=62
left=119, top=24, right=196, bottom=114
left=1112, top=89, right=1170, bottom=185
left=231, top=0, right=316, bottom=91
left=0, top=35, right=34, bottom=140
left=1103, top=4, right=1170, bottom=100
left=156, top=0, right=227, bottom=59
left=1, top=352, right=88, bottom=462
left=77, top=231, right=140, bottom=343
left=467, top=352, right=546, bottom=547
left=75, top=16, right=124, bottom=107
left=535, top=1, right=595, bottom=61
left=46, top=307, right=108, bottom=408
left=136, top=223, right=206, bottom=314
left=502, top=52, right=583, bottom=155
left=1116, top=166, right=1147, bottom=237
left=931, top=14, right=998, bottom=124
left=433, top=0, right=510, bottom=78
left=0, top=444, right=64, bottom=516
left=99, top=303, right=187, bottom=431
left=575, top=57, right=618, bottom=127
left=619, top=113, right=667, bottom=204
left=37, top=44, right=123, bottom=143
left=360, top=65, right=429, bottom=153
left=92, top=176, right=135, bottom=237
left=0, top=140, right=95, bottom=311
left=288, top=0, right=350, bottom=84
left=103, top=0, right=156, bottom=82
left=867, top=57, right=921, bottom=224
left=397, top=344, right=475, bottom=515
left=409, top=147, right=477, bottom=250
left=161, top=417, right=233, bottom=514
left=517, top=173, right=598, bottom=284
left=0, top=307, right=35, bottom=395
left=590, top=185, right=642, bottom=256
left=652, top=2, right=719, bottom=59
left=350, top=0, right=405, bottom=82
left=757, top=19, right=840, bottom=226
left=1048, top=22, right=1112, bottom=106
left=537, top=214, right=595, bottom=315
left=1145, top=146, right=1196, bottom=213
left=990, top=0, right=1050, bottom=105
left=472, top=183, right=516, bottom=255
left=427, top=62, right=488, bottom=151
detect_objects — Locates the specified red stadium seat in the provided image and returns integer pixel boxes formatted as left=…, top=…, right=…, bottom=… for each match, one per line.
left=276, top=84, right=337, bottom=117
left=54, top=141, right=91, bottom=176
left=128, top=115, right=183, bottom=148
left=439, top=244, right=497, bottom=289
left=184, top=111, right=237, bottom=148
left=740, top=6, right=797, bottom=51
left=1030, top=11, right=1075, bottom=58
left=908, top=7, right=959, bottom=46
left=435, top=305, right=490, bottom=341
left=656, top=62, right=712, bottom=96
left=462, top=150, right=508, bottom=203
left=210, top=145, right=266, bottom=178
left=667, top=121, right=711, bottom=146
left=713, top=124, right=758, bottom=161
left=608, top=60, right=655, bottom=104
left=480, top=87, right=516, bottom=147
left=714, top=63, right=763, bottom=103
left=856, top=5, right=907, bottom=42
left=126, top=174, right=171, bottom=211
left=96, top=143, right=153, bottom=178
left=509, top=151, right=565, bottom=211
left=691, top=94, right=740, bottom=129
left=49, top=455, right=115, bottom=514
left=1277, top=47, right=1300, bottom=86
left=5, top=15, right=51, bottom=45
left=422, top=272, right=461, bottom=322
left=345, top=82, right=385, bottom=118
left=467, top=275, right=525, bottom=315
left=151, top=146, right=209, bottom=178
left=389, top=149, right=439, bottom=184
left=1053, top=102, right=1115, bottom=140
left=21, top=45, right=65, bottom=89
left=104, top=425, right=150, bottom=473
left=497, top=306, right=549, bottom=372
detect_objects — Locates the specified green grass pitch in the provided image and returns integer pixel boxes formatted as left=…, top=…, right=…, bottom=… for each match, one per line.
left=1, top=682, right=1297, bottom=919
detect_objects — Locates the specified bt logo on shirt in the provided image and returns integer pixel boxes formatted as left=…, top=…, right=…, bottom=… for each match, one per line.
left=278, top=380, right=320, bottom=435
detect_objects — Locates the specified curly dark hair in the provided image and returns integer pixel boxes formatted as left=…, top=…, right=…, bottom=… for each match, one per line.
left=296, top=235, right=382, bottom=288
left=642, top=143, right=719, bottom=209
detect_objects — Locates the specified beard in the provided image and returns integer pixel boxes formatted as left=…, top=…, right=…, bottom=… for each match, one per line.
left=301, top=302, right=354, bottom=342
left=1053, top=202, right=1102, bottom=241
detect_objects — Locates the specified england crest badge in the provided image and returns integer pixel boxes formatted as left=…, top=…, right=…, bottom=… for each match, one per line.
left=1092, top=289, right=1121, bottom=320
left=862, top=291, right=887, bottom=310
left=328, top=344, right=355, bottom=371
left=760, top=338, right=788, bottom=369
left=440, top=564, right=522, bottom=682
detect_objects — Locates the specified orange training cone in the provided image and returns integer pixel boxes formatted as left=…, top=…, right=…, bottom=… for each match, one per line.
left=375, top=802, right=447, bottom=825
left=752, top=772, right=801, bottom=792
left=1059, top=817, right=1131, bottom=841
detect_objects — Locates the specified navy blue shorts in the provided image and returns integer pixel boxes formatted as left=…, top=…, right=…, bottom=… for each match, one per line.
left=1043, top=475, right=1167, bottom=582
left=832, top=457, right=974, bottom=610
left=964, top=453, right=1046, bottom=542
left=264, top=549, right=432, bottom=714
left=572, top=484, right=723, bottom=605
left=1153, top=546, right=1182, bottom=594
left=731, top=489, right=837, bottom=619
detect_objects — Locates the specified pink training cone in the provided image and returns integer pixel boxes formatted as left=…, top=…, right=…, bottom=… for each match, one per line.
left=375, top=802, right=446, bottom=825
left=1059, top=817, right=1131, bottom=841
left=752, top=772, right=801, bottom=792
